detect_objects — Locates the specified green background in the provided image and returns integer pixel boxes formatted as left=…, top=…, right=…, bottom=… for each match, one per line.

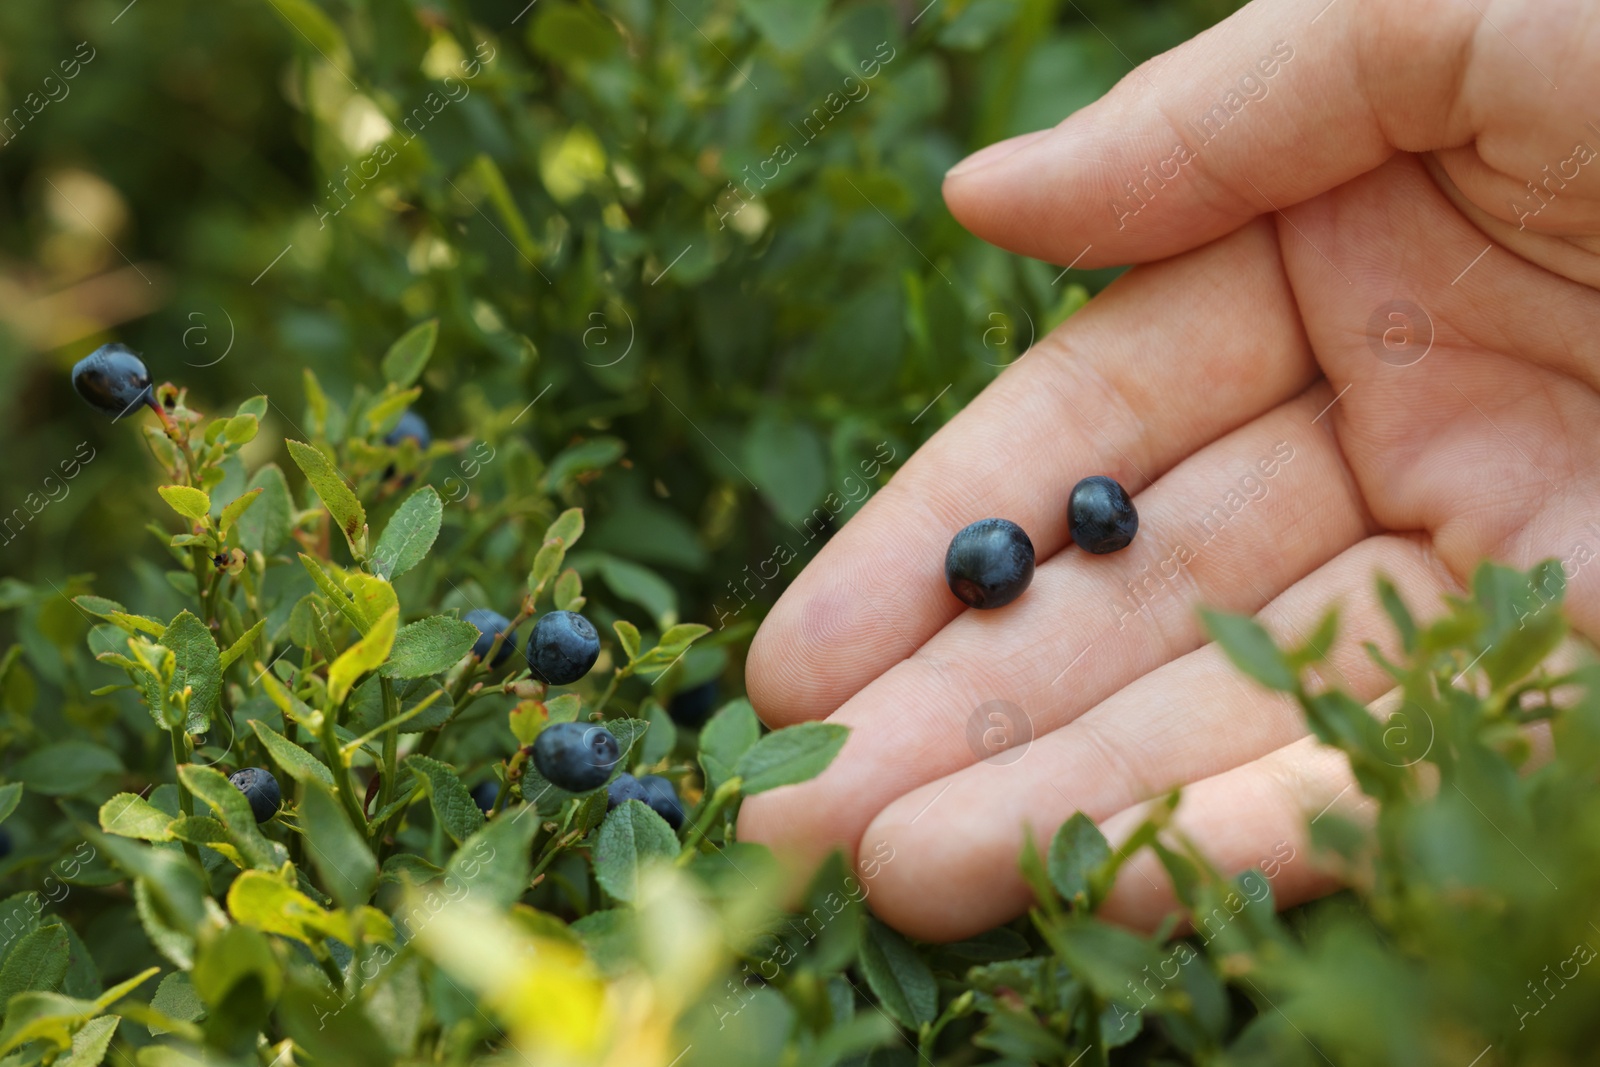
left=0, top=0, right=1239, bottom=639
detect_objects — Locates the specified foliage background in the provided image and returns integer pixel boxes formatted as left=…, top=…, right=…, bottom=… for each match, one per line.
left=0, top=0, right=1239, bottom=632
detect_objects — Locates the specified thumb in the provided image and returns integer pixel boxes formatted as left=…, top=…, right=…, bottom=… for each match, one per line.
left=942, top=0, right=1561, bottom=268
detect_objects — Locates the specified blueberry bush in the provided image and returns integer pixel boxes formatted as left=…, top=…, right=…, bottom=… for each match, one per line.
left=3, top=0, right=1598, bottom=1064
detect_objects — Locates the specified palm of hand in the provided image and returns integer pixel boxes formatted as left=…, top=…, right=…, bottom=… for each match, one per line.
left=738, top=0, right=1600, bottom=941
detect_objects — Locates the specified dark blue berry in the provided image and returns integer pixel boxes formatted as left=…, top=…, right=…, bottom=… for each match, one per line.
left=638, top=774, right=685, bottom=830
left=532, top=721, right=621, bottom=792
left=606, top=773, right=649, bottom=811
left=1068, top=476, right=1138, bottom=554
left=385, top=410, right=432, bottom=450
left=945, top=518, right=1035, bottom=609
left=471, top=780, right=499, bottom=814
left=464, top=609, right=517, bottom=668
left=668, top=680, right=719, bottom=728
left=228, top=767, right=282, bottom=824
left=71, top=343, right=154, bottom=420
left=527, top=611, right=600, bottom=686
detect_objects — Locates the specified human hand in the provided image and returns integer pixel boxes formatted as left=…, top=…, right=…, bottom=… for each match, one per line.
left=738, top=0, right=1600, bottom=941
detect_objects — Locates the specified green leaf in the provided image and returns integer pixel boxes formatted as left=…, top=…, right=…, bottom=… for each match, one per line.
left=382, top=319, right=439, bottom=387
left=858, top=918, right=937, bottom=1027
left=178, top=764, right=282, bottom=869
left=165, top=610, right=222, bottom=732
left=0, top=783, right=20, bottom=826
left=402, top=755, right=484, bottom=845
left=149, top=972, right=205, bottom=1035
left=1045, top=916, right=1174, bottom=1010
left=223, top=413, right=260, bottom=445
left=248, top=720, right=334, bottom=786
left=638, top=700, right=677, bottom=766
left=1200, top=609, right=1297, bottom=692
left=236, top=463, right=292, bottom=556
left=613, top=620, right=641, bottom=662
left=218, top=487, right=263, bottom=540
left=261, top=0, right=349, bottom=61
left=73, top=596, right=166, bottom=638
left=595, top=556, right=677, bottom=628
left=218, top=619, right=266, bottom=673
left=301, top=782, right=378, bottom=910
left=553, top=568, right=584, bottom=612
left=367, top=389, right=424, bottom=439
left=737, top=0, right=826, bottom=50
left=158, top=485, right=212, bottom=525
left=737, top=722, right=849, bottom=795
left=1482, top=593, right=1568, bottom=690
left=343, top=571, right=400, bottom=634
left=99, top=792, right=175, bottom=842
left=699, top=699, right=760, bottom=793
left=11, top=742, right=122, bottom=797
left=57, top=1013, right=118, bottom=1066
left=381, top=615, right=478, bottom=679
left=1047, top=813, right=1111, bottom=908
left=593, top=800, right=680, bottom=902
left=745, top=415, right=827, bottom=527
left=474, top=153, right=541, bottom=262
left=542, top=437, right=623, bottom=489
left=1376, top=575, right=1418, bottom=654
left=287, top=440, right=368, bottom=559
left=528, top=508, right=585, bottom=595
left=442, top=805, right=541, bottom=909
left=371, top=486, right=442, bottom=580
left=193, top=922, right=280, bottom=1051
left=328, top=607, right=399, bottom=705
left=227, top=870, right=392, bottom=948
left=0, top=924, right=70, bottom=1016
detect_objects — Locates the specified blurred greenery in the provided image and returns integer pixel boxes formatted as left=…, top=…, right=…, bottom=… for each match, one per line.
left=0, top=0, right=1237, bottom=627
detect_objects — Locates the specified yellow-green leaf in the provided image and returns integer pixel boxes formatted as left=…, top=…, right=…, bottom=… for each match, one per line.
left=218, top=620, right=266, bottom=672
left=286, top=440, right=367, bottom=559
left=158, top=485, right=211, bottom=525
left=218, top=487, right=263, bottom=540
left=328, top=607, right=399, bottom=705
left=99, top=793, right=175, bottom=842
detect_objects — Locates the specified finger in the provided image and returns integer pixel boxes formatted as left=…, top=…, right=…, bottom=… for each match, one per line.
left=943, top=0, right=1584, bottom=268
left=747, top=219, right=1316, bottom=728
left=857, top=533, right=1454, bottom=941
left=739, top=384, right=1372, bottom=880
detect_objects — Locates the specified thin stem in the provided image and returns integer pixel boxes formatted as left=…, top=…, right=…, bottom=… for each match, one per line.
left=376, top=678, right=399, bottom=820
left=169, top=728, right=201, bottom=865
left=675, top=776, right=741, bottom=864
left=319, top=708, right=369, bottom=838
left=593, top=665, right=630, bottom=716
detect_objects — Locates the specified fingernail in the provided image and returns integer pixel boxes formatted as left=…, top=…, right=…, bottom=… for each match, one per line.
left=946, top=129, right=1050, bottom=178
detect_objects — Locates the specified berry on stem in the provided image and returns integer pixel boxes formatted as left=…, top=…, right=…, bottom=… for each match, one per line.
left=527, top=611, right=600, bottom=686
left=638, top=774, right=685, bottom=830
left=385, top=410, right=432, bottom=450
left=1068, top=476, right=1138, bottom=554
left=532, top=721, right=620, bottom=792
left=464, top=609, right=517, bottom=668
left=668, top=679, right=719, bottom=727
left=71, top=343, right=155, bottom=421
left=606, top=773, right=649, bottom=811
left=228, top=767, right=282, bottom=824
left=944, top=518, right=1035, bottom=609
